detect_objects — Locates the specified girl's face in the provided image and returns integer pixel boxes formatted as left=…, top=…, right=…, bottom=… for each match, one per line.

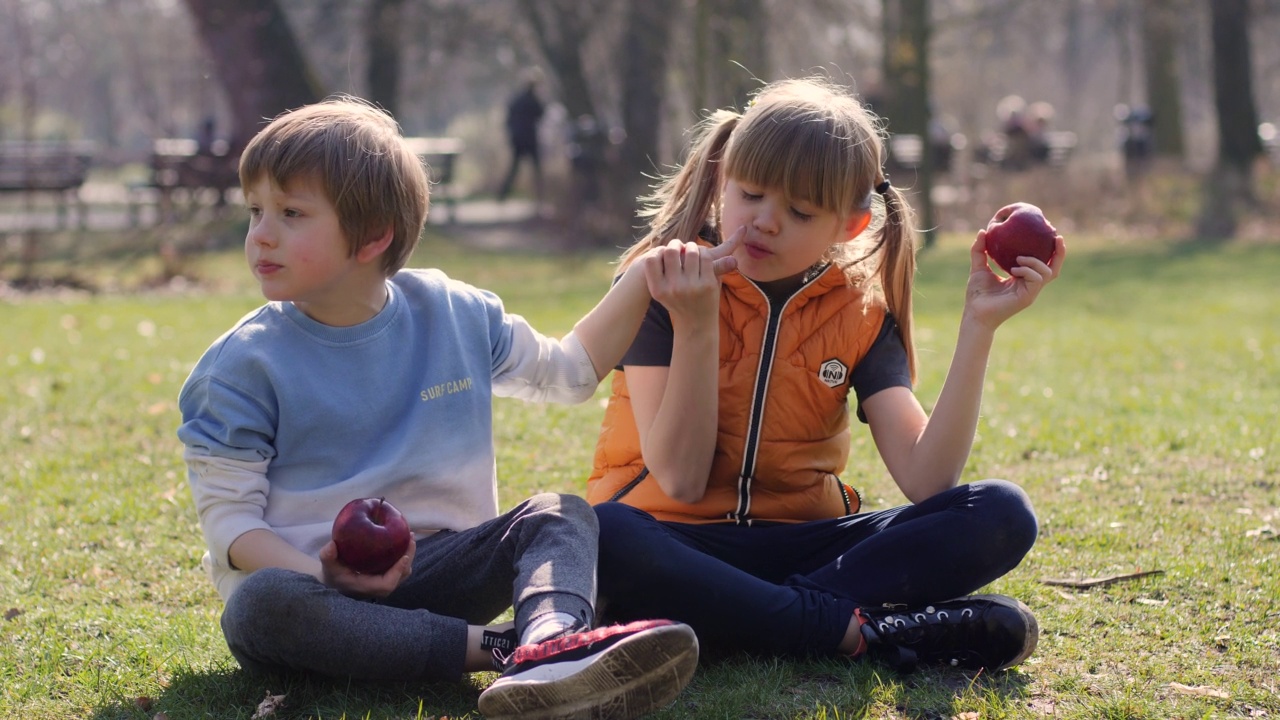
left=720, top=178, right=869, bottom=283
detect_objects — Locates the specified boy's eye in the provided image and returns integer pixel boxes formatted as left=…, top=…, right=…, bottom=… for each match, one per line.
left=247, top=206, right=261, bottom=217
left=283, top=208, right=301, bottom=218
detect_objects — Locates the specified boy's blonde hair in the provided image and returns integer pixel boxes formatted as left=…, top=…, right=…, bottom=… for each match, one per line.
left=621, top=77, right=920, bottom=381
left=239, top=96, right=430, bottom=275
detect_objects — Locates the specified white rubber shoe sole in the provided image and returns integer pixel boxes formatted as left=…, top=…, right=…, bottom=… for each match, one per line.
left=478, top=622, right=699, bottom=720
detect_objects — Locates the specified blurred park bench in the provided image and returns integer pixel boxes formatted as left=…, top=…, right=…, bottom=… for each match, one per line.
left=884, top=129, right=1077, bottom=175
left=403, top=136, right=465, bottom=223
left=127, top=138, right=239, bottom=226
left=0, top=140, right=96, bottom=229
left=974, top=130, right=1078, bottom=170
left=885, top=133, right=964, bottom=173
left=128, top=136, right=464, bottom=226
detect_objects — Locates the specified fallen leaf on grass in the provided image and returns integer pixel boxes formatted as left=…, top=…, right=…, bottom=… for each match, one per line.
left=952, top=712, right=980, bottom=720
left=1133, top=597, right=1167, bottom=606
left=1170, top=682, right=1230, bottom=699
left=3, top=608, right=22, bottom=621
left=153, top=713, right=169, bottom=720
left=1245, top=525, right=1275, bottom=539
left=1040, top=569, right=1164, bottom=589
left=251, top=691, right=286, bottom=719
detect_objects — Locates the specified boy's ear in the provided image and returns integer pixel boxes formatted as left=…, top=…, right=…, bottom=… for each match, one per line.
left=843, top=210, right=872, bottom=241
left=355, top=228, right=395, bottom=264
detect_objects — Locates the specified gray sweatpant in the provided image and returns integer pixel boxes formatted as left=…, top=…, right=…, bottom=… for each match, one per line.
left=219, top=493, right=598, bottom=681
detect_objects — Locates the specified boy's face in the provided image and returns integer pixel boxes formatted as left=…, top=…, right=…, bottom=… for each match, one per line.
left=243, top=174, right=381, bottom=325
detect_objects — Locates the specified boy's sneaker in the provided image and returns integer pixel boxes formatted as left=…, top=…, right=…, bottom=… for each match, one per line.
left=856, top=594, right=1038, bottom=673
left=477, top=619, right=699, bottom=720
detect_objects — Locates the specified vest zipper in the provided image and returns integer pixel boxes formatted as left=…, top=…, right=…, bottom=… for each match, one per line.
left=731, top=274, right=818, bottom=525
left=730, top=266, right=844, bottom=524
left=609, top=466, right=649, bottom=502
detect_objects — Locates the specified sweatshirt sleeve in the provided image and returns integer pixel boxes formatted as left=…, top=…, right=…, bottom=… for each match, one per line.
left=177, top=364, right=278, bottom=569
left=491, top=314, right=599, bottom=404
left=183, top=448, right=273, bottom=572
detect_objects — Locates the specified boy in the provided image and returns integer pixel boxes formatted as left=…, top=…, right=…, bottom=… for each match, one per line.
left=176, top=97, right=736, bottom=719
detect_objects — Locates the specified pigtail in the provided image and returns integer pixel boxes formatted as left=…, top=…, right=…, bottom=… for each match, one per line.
left=618, top=110, right=741, bottom=271
left=877, top=183, right=920, bottom=384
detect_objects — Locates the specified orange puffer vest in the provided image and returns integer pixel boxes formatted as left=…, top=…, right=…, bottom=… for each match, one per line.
left=587, top=264, right=886, bottom=524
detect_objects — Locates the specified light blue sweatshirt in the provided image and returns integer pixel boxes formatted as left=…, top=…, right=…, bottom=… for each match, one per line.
left=177, top=269, right=597, bottom=600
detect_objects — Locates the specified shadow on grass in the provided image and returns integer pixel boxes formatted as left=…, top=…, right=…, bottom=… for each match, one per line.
left=649, top=652, right=1035, bottom=719
left=82, top=654, right=1034, bottom=720
left=88, top=662, right=486, bottom=720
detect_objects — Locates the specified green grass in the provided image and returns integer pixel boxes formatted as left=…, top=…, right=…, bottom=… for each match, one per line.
left=2, top=231, right=1278, bottom=719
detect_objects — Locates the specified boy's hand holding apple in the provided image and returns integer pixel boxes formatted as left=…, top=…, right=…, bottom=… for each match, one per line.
left=321, top=497, right=415, bottom=598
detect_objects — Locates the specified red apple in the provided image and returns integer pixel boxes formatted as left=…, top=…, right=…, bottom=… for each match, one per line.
left=983, top=202, right=1058, bottom=274
left=331, top=497, right=412, bottom=575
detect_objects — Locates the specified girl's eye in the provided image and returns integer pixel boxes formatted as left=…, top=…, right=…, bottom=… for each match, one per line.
left=790, top=208, right=814, bottom=221
left=247, top=206, right=261, bottom=218
left=740, top=189, right=762, bottom=201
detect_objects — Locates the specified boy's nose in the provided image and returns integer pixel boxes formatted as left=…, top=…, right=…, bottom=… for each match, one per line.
left=247, top=220, right=275, bottom=247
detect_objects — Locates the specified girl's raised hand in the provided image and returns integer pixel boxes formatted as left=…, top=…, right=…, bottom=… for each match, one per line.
left=641, top=227, right=742, bottom=324
left=964, top=229, right=1066, bottom=331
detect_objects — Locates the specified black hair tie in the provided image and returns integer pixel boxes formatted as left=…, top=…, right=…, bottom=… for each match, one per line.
left=875, top=177, right=891, bottom=194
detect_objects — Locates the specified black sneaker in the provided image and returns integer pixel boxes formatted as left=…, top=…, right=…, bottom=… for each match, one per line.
left=857, top=594, right=1038, bottom=673
left=477, top=619, right=699, bottom=720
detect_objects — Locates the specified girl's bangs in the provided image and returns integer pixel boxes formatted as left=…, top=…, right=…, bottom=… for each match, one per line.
left=725, top=109, right=863, bottom=214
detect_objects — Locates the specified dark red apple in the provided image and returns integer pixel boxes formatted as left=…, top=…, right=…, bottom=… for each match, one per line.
left=984, top=202, right=1058, bottom=274
left=331, top=497, right=412, bottom=575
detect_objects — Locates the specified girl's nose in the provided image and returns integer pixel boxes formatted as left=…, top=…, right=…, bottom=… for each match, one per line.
left=753, top=204, right=780, bottom=234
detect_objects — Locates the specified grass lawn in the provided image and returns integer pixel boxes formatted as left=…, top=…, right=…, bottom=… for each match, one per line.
left=1, top=230, right=1277, bottom=719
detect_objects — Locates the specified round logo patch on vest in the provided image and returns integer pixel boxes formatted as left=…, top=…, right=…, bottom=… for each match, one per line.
left=819, top=358, right=848, bottom=388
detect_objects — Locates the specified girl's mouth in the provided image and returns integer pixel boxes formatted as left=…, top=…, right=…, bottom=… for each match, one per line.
left=744, top=242, right=772, bottom=260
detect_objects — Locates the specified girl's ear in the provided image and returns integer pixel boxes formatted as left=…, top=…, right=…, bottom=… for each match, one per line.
left=843, top=210, right=872, bottom=240
left=355, top=228, right=394, bottom=264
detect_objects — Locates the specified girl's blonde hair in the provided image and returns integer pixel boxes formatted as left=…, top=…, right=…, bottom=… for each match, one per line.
left=620, top=77, right=920, bottom=381
left=239, top=96, right=430, bottom=275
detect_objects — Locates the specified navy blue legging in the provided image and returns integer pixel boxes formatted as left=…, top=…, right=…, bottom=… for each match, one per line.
left=595, top=479, right=1037, bottom=657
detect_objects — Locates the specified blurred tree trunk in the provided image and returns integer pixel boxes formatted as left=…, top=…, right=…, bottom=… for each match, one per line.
left=702, top=0, right=767, bottom=110
left=1113, top=1, right=1134, bottom=109
left=1141, top=0, right=1184, bottom=158
left=881, top=0, right=934, bottom=247
left=615, top=0, right=680, bottom=241
left=1062, top=0, right=1086, bottom=132
left=1197, top=0, right=1262, bottom=239
left=1208, top=0, right=1262, bottom=174
left=182, top=0, right=324, bottom=150
left=517, top=0, right=599, bottom=121
left=365, top=0, right=406, bottom=117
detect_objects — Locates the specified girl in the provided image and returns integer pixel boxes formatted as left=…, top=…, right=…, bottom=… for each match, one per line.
left=587, top=77, right=1065, bottom=673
